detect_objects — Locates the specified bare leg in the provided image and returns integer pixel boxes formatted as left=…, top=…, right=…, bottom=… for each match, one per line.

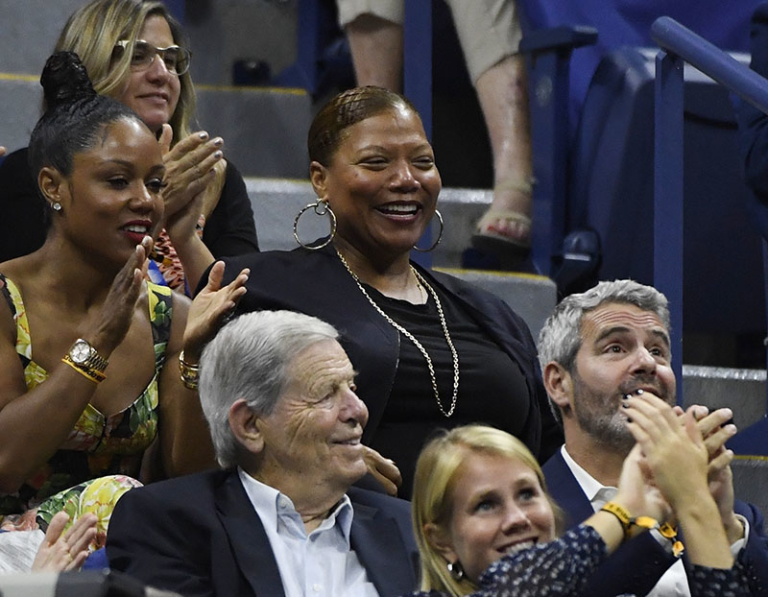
left=345, top=14, right=403, bottom=92
left=474, top=54, right=533, bottom=246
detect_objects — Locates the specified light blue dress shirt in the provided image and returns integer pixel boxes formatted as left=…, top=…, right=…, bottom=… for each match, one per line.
left=238, top=468, right=380, bottom=597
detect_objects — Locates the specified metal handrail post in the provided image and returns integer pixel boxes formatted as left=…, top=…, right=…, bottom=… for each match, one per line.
left=654, top=50, right=685, bottom=405
left=404, top=0, right=434, bottom=266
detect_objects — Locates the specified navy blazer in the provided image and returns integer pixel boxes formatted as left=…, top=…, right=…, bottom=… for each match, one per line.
left=106, top=469, right=419, bottom=597
left=544, top=449, right=768, bottom=596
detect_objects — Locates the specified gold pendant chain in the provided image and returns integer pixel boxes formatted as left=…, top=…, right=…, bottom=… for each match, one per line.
left=336, top=249, right=460, bottom=417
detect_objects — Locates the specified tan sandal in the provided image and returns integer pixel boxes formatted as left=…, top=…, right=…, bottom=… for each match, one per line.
left=473, top=210, right=531, bottom=247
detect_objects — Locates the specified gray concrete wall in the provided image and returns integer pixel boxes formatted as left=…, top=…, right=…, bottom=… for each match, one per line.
left=184, top=0, right=297, bottom=86
left=0, top=1, right=85, bottom=75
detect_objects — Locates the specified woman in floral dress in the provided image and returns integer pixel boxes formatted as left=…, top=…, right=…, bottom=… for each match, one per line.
left=0, top=51, right=247, bottom=556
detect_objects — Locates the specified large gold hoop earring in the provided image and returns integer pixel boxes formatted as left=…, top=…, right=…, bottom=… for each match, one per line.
left=293, top=199, right=337, bottom=250
left=412, top=209, right=444, bottom=252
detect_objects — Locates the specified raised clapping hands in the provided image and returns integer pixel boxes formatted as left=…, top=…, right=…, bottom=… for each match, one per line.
left=84, top=236, right=153, bottom=356
left=31, top=512, right=97, bottom=572
left=624, top=392, right=734, bottom=569
left=624, top=394, right=710, bottom=510
left=182, top=261, right=249, bottom=361
left=688, top=405, right=743, bottom=543
left=158, top=125, right=224, bottom=231
left=613, top=443, right=672, bottom=527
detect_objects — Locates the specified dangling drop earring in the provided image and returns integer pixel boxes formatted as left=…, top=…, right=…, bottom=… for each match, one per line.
left=447, top=560, right=465, bottom=581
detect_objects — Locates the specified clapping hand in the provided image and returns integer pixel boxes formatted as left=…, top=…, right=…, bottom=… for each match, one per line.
left=687, top=405, right=742, bottom=543
left=84, top=236, right=153, bottom=355
left=625, top=394, right=710, bottom=512
left=182, top=261, right=249, bottom=360
left=31, top=512, right=97, bottom=572
left=158, top=125, right=224, bottom=224
left=616, top=443, right=671, bottom=526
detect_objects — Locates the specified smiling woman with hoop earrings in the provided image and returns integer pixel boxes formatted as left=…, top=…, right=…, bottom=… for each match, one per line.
left=205, top=86, right=562, bottom=498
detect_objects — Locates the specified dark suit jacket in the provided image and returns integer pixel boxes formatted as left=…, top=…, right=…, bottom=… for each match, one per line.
left=544, top=449, right=768, bottom=596
left=106, top=469, right=419, bottom=597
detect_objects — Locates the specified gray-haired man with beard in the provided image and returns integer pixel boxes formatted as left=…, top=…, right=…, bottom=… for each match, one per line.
left=538, top=280, right=768, bottom=597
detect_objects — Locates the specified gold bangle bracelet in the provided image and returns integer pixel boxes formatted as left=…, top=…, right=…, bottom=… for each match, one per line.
left=178, top=350, right=200, bottom=390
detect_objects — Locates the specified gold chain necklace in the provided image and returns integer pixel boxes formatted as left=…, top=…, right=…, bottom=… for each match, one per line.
left=336, top=249, right=460, bottom=417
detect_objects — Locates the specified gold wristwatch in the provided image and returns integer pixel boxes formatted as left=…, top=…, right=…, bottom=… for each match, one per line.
left=62, top=338, right=109, bottom=383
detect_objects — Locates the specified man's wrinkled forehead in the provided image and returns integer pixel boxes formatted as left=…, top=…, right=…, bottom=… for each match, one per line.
left=580, top=302, right=670, bottom=346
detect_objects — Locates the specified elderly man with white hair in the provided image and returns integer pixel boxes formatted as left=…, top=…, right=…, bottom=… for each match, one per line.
left=106, top=310, right=418, bottom=597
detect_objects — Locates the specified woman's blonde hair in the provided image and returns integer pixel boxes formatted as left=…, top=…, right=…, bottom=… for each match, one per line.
left=412, top=425, right=563, bottom=596
left=54, top=0, right=195, bottom=142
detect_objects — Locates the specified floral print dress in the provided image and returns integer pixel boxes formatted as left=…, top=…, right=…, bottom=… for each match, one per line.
left=0, top=274, right=173, bottom=548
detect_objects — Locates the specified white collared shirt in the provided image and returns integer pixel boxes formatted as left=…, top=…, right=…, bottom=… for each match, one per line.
left=560, top=445, right=748, bottom=597
left=238, top=468, right=380, bottom=597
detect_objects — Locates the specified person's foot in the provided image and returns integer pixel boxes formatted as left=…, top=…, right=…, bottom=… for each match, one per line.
left=471, top=178, right=533, bottom=268
left=474, top=210, right=531, bottom=249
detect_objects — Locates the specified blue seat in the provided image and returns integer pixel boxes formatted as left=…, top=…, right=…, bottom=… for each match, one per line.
left=567, top=46, right=765, bottom=337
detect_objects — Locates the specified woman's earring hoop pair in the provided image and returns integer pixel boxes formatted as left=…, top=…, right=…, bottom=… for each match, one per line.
left=293, top=199, right=444, bottom=252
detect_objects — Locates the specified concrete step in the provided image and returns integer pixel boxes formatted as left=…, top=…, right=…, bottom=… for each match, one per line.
left=196, top=84, right=310, bottom=178
left=733, top=457, right=768, bottom=523
left=0, top=75, right=40, bottom=154
left=682, top=366, right=766, bottom=431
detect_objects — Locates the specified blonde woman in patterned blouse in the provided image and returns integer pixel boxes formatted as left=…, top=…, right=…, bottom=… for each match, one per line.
left=409, top=412, right=753, bottom=597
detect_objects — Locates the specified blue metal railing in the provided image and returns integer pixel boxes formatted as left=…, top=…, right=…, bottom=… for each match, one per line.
left=403, top=1, right=434, bottom=266
left=651, top=16, right=768, bottom=452
left=652, top=17, right=768, bottom=113
left=520, top=26, right=598, bottom=277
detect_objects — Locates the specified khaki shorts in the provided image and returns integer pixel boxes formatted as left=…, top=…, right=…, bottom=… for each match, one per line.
left=337, top=0, right=522, bottom=83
